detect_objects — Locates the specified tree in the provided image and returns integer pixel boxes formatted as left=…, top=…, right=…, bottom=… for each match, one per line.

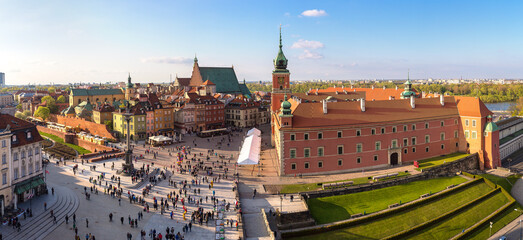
left=16, top=104, right=22, bottom=111
left=104, top=120, right=113, bottom=131
left=41, top=96, right=58, bottom=114
left=22, top=110, right=32, bottom=118
left=48, top=87, right=56, bottom=94
left=34, top=106, right=50, bottom=120
left=15, top=112, right=27, bottom=120
left=56, top=95, right=66, bottom=103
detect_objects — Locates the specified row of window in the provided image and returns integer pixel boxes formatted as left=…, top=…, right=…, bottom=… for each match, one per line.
left=464, top=119, right=477, bottom=127
left=464, top=130, right=478, bottom=139
left=289, top=133, right=452, bottom=158
left=290, top=122, right=456, bottom=141
left=289, top=144, right=451, bottom=170
left=11, top=148, right=40, bottom=162
left=2, top=161, right=40, bottom=184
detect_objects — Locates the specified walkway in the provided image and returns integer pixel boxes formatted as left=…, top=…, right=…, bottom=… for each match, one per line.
left=2, top=184, right=79, bottom=240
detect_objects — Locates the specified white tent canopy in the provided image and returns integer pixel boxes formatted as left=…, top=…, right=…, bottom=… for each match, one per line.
left=148, top=135, right=173, bottom=142
left=246, top=128, right=261, bottom=137
left=237, top=134, right=261, bottom=165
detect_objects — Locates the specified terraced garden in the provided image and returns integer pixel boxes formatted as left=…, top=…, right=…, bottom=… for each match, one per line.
left=39, top=131, right=91, bottom=155
left=287, top=174, right=520, bottom=240
left=308, top=176, right=467, bottom=224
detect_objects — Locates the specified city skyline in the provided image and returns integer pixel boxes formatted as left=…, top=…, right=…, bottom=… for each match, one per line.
left=2, top=0, right=523, bottom=85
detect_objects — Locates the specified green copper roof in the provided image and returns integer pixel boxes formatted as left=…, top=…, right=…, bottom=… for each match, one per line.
left=274, top=26, right=288, bottom=72
left=238, top=84, right=252, bottom=98
left=71, top=88, right=123, bottom=96
left=280, top=93, right=292, bottom=115
left=199, top=67, right=242, bottom=94
left=401, top=91, right=416, bottom=98
left=485, top=121, right=499, bottom=132
left=126, top=74, right=134, bottom=88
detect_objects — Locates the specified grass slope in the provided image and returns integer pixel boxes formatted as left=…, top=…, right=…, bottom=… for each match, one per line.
left=416, top=152, right=470, bottom=170
left=465, top=203, right=523, bottom=240
left=308, top=176, right=467, bottom=224
left=279, top=172, right=410, bottom=194
left=408, top=192, right=509, bottom=240
left=480, top=173, right=521, bottom=192
left=39, top=131, right=91, bottom=155
left=297, top=182, right=493, bottom=240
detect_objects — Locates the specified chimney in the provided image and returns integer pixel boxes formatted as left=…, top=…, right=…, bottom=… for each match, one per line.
left=410, top=95, right=415, bottom=109
left=360, top=98, right=366, bottom=112
left=440, top=94, right=444, bottom=106
left=383, top=86, right=386, bottom=90
left=372, top=85, right=374, bottom=90
left=395, top=86, right=398, bottom=90
left=389, top=96, right=393, bottom=100
left=351, top=85, right=353, bottom=89
left=323, top=100, right=328, bottom=114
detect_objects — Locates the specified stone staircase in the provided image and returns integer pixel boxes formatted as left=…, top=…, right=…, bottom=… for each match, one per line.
left=3, top=185, right=79, bottom=240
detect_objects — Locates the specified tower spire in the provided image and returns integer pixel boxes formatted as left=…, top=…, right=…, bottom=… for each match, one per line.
left=194, top=53, right=198, bottom=63
left=279, top=24, right=282, bottom=49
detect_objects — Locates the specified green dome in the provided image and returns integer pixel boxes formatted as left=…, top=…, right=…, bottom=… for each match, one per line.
left=484, top=122, right=499, bottom=132
left=281, top=99, right=291, bottom=109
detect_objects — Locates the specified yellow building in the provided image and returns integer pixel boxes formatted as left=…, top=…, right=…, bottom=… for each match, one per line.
left=92, top=102, right=115, bottom=124
left=113, top=106, right=146, bottom=141
left=69, top=88, right=124, bottom=107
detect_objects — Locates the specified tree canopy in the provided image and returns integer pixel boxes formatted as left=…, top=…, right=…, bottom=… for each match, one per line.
left=34, top=106, right=50, bottom=120
left=57, top=95, right=66, bottom=103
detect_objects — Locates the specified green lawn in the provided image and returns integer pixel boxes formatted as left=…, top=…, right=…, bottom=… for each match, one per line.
left=480, top=173, right=521, bottom=192
left=295, top=182, right=493, bottom=240
left=307, top=175, right=467, bottom=224
left=39, top=131, right=91, bottom=155
left=416, top=152, right=470, bottom=170
left=465, top=203, right=523, bottom=240
left=279, top=172, right=410, bottom=194
left=408, top=192, right=509, bottom=240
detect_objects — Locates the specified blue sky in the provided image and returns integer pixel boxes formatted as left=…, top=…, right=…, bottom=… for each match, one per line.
left=1, top=0, right=523, bottom=85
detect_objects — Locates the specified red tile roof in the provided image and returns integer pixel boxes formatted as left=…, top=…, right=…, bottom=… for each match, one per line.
left=307, top=87, right=411, bottom=101
left=455, top=96, right=493, bottom=117
left=202, top=80, right=216, bottom=86
left=284, top=96, right=459, bottom=129
left=0, top=113, right=44, bottom=147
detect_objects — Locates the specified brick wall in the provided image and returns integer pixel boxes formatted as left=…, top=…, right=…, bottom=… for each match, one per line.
left=49, top=114, right=115, bottom=140
left=37, top=126, right=66, bottom=139
left=37, top=125, right=113, bottom=153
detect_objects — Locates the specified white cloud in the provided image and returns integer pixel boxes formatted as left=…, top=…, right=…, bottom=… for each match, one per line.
left=301, top=9, right=327, bottom=17
left=141, top=57, right=192, bottom=64
left=299, top=50, right=323, bottom=60
left=291, top=39, right=324, bottom=49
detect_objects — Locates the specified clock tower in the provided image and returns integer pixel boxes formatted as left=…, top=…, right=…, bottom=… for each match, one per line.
left=271, top=26, right=291, bottom=146
left=271, top=26, right=291, bottom=113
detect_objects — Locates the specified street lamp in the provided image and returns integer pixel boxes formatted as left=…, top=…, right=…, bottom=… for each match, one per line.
left=515, top=208, right=522, bottom=240
left=490, top=221, right=493, bottom=237
left=508, top=158, right=513, bottom=172
left=280, top=195, right=283, bottom=213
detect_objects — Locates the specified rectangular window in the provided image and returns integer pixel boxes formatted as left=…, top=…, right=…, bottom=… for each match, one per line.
left=440, top=132, right=445, bottom=141
left=2, top=173, right=6, bottom=185
left=404, top=149, right=408, bottom=154
left=412, top=124, right=416, bottom=130
left=374, top=155, right=378, bottom=161
left=357, top=157, right=361, bottom=164
left=392, top=126, right=397, bottom=133
left=441, top=121, right=444, bottom=127
left=425, top=135, right=430, bottom=143
left=356, top=130, right=361, bottom=136
left=465, top=130, right=470, bottom=138
left=412, top=137, right=417, bottom=145
left=392, top=140, right=398, bottom=148
left=412, top=147, right=416, bottom=153
left=318, top=161, right=323, bottom=168
left=14, top=168, right=18, bottom=179
left=404, top=125, right=407, bottom=131
left=1, top=140, right=5, bottom=147
left=371, top=128, right=376, bottom=135
left=454, top=130, right=458, bottom=138
left=472, top=120, right=476, bottom=127
left=426, top=147, right=429, bottom=152
left=455, top=119, right=458, bottom=125
left=304, top=133, right=309, bottom=140
left=465, top=119, right=469, bottom=126
left=337, top=145, right=344, bottom=155
left=290, top=149, right=296, bottom=159
left=317, top=147, right=324, bottom=157
left=441, top=144, right=445, bottom=149
left=425, top=122, right=429, bottom=129
left=337, top=131, right=342, bottom=138
left=1, top=154, right=5, bottom=164
left=290, top=134, right=295, bottom=141
left=291, top=163, right=296, bottom=170
left=338, top=159, right=343, bottom=166
left=403, top=138, right=408, bottom=147
left=318, top=132, right=323, bottom=139
left=375, top=141, right=381, bottom=150
left=472, top=131, right=477, bottom=139
left=304, top=162, right=310, bottom=169
left=13, top=153, right=18, bottom=161
left=356, top=144, right=362, bottom=153
left=304, top=148, right=310, bottom=158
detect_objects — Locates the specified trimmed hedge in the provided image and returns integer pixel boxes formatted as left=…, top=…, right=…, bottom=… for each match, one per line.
left=384, top=188, right=501, bottom=240
left=281, top=178, right=483, bottom=239
left=452, top=201, right=516, bottom=240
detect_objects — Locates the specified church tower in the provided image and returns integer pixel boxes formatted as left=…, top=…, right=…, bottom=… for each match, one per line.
left=125, top=73, right=135, bottom=101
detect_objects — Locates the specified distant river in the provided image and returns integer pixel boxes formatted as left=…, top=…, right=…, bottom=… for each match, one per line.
left=485, top=102, right=516, bottom=112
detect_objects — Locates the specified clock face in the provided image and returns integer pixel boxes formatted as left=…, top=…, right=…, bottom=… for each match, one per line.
left=278, top=77, right=285, bottom=85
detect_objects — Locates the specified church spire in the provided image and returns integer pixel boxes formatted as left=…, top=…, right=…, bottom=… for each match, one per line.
left=279, top=24, right=282, bottom=49
left=194, top=53, right=198, bottom=63
left=274, top=24, right=288, bottom=72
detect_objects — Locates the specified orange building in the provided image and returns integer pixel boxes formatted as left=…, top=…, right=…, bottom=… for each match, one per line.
left=271, top=32, right=500, bottom=176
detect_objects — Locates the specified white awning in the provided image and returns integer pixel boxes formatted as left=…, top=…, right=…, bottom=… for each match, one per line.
left=246, top=128, right=261, bottom=137
left=237, top=134, right=261, bottom=165
left=149, top=135, right=173, bottom=142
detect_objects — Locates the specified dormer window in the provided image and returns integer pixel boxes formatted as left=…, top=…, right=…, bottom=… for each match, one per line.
left=12, top=135, right=17, bottom=142
left=27, top=132, right=32, bottom=139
